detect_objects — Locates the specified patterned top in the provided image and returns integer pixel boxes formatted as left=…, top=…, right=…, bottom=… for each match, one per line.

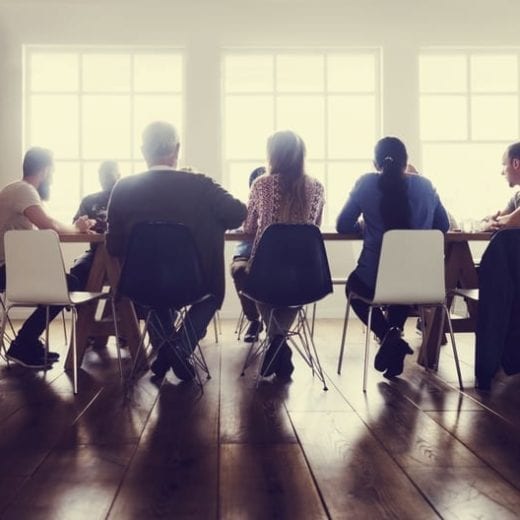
left=243, top=173, right=325, bottom=259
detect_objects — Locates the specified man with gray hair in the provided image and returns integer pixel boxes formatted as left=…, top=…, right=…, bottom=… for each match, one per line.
left=107, top=121, right=247, bottom=381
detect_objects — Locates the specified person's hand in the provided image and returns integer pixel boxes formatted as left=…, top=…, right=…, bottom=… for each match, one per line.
left=74, top=215, right=96, bottom=233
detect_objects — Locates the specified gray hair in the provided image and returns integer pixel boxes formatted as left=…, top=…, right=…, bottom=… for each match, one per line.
left=141, top=121, right=180, bottom=162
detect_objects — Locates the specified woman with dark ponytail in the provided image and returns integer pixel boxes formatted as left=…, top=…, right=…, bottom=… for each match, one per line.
left=336, top=137, right=449, bottom=378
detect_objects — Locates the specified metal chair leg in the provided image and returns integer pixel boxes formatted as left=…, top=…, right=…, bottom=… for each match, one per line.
left=110, top=297, right=123, bottom=380
left=337, top=298, right=352, bottom=375
left=71, top=307, right=78, bottom=395
left=363, top=306, right=373, bottom=393
left=443, top=304, right=464, bottom=390
left=61, top=309, right=68, bottom=345
left=310, top=302, right=317, bottom=338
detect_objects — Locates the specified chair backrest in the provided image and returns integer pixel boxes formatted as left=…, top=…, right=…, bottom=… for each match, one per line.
left=4, top=229, right=71, bottom=305
left=372, top=229, right=446, bottom=305
left=244, top=224, right=333, bottom=306
left=118, top=221, right=207, bottom=308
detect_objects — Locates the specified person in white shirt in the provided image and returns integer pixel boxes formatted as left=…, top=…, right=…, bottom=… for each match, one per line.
left=0, top=147, right=93, bottom=368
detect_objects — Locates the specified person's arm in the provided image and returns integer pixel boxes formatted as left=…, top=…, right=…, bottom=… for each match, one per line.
left=243, top=184, right=260, bottom=236
left=106, top=181, right=126, bottom=256
left=207, top=177, right=247, bottom=230
left=24, top=205, right=93, bottom=234
left=336, top=181, right=363, bottom=234
left=432, top=195, right=450, bottom=232
left=486, top=206, right=520, bottom=230
left=73, top=196, right=90, bottom=223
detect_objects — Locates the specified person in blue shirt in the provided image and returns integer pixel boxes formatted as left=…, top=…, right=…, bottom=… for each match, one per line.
left=336, top=136, right=450, bottom=378
left=230, top=166, right=266, bottom=342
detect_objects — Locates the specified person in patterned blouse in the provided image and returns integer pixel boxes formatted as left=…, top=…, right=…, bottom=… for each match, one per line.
left=243, top=130, right=325, bottom=379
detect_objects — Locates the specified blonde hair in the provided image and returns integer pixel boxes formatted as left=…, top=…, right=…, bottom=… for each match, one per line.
left=267, top=130, right=308, bottom=221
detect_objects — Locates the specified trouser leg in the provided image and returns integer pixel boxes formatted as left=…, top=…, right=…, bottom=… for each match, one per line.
left=230, top=258, right=259, bottom=321
left=346, top=271, right=389, bottom=341
left=178, top=296, right=219, bottom=353
left=257, top=304, right=299, bottom=339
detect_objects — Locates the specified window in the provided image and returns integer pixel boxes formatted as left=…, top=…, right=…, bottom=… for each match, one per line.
left=24, top=47, right=183, bottom=222
left=222, top=50, right=381, bottom=227
left=420, top=50, right=518, bottom=221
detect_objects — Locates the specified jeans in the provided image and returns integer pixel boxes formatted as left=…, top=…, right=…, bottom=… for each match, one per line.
left=346, top=271, right=410, bottom=342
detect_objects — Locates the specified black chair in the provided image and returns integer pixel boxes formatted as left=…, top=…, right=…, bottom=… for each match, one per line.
left=241, top=224, right=333, bottom=390
left=114, top=221, right=212, bottom=385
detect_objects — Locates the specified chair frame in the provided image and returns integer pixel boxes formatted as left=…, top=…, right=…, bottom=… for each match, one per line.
left=1, top=230, right=122, bottom=394
left=336, top=230, right=464, bottom=392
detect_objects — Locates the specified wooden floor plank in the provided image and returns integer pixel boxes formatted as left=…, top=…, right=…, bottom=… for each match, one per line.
left=290, top=411, right=438, bottom=519
left=220, top=443, right=327, bottom=520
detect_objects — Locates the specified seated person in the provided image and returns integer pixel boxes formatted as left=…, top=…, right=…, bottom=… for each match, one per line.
left=482, top=142, right=520, bottom=231
left=230, top=166, right=266, bottom=343
left=70, top=160, right=121, bottom=285
left=0, top=147, right=94, bottom=368
left=243, top=130, right=325, bottom=379
left=106, top=121, right=246, bottom=381
left=336, top=136, right=450, bottom=379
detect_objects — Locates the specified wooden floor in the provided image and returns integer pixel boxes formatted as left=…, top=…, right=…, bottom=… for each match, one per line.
left=0, top=318, right=519, bottom=519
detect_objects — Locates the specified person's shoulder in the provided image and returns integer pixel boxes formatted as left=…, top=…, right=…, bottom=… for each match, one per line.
left=8, top=180, right=40, bottom=199
left=406, top=173, right=434, bottom=191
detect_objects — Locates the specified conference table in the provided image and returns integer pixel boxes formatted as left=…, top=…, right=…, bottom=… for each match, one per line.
left=59, top=230, right=491, bottom=372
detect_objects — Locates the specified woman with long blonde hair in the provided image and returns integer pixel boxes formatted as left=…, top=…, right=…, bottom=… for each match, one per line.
left=243, top=130, right=325, bottom=378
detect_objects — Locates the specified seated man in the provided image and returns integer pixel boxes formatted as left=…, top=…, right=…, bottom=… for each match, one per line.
left=230, top=166, right=265, bottom=342
left=0, top=147, right=94, bottom=368
left=106, top=121, right=247, bottom=381
left=70, top=160, right=121, bottom=285
left=483, top=141, right=520, bottom=231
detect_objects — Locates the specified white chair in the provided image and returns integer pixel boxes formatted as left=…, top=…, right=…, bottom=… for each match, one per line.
left=0, top=230, right=122, bottom=394
left=337, top=229, right=463, bottom=392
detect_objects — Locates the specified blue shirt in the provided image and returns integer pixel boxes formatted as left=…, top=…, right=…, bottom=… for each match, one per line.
left=336, top=172, right=450, bottom=287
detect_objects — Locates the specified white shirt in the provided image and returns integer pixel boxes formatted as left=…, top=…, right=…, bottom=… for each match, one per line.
left=0, top=180, right=41, bottom=265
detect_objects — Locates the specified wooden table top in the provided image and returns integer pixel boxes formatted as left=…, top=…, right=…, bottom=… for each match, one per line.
left=59, top=230, right=494, bottom=243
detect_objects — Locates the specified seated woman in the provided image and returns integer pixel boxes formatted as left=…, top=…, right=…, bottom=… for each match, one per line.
left=243, top=130, right=325, bottom=378
left=336, top=136, right=450, bottom=378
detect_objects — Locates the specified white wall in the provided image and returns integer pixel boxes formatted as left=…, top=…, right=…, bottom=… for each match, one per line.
left=1, top=0, right=517, bottom=316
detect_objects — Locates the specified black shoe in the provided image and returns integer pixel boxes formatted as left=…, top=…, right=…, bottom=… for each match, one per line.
left=384, top=338, right=413, bottom=378
left=374, top=328, right=400, bottom=372
left=163, top=344, right=196, bottom=382
left=276, top=342, right=294, bottom=379
left=244, top=320, right=263, bottom=343
left=6, top=341, right=53, bottom=369
left=33, top=339, right=60, bottom=361
left=260, top=336, right=284, bottom=377
left=150, top=348, right=170, bottom=379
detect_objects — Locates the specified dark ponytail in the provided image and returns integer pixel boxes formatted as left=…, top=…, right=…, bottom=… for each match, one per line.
left=375, top=137, right=410, bottom=230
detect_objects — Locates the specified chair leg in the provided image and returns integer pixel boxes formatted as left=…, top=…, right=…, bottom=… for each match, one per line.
left=310, top=302, right=317, bottom=338
left=443, top=305, right=464, bottom=390
left=363, top=306, right=373, bottom=393
left=61, top=309, right=68, bottom=346
left=235, top=310, right=244, bottom=337
left=213, top=314, right=219, bottom=343
left=110, top=297, right=123, bottom=380
left=71, top=307, right=78, bottom=395
left=255, top=310, right=277, bottom=388
left=130, top=311, right=152, bottom=379
left=0, top=306, right=10, bottom=366
left=299, top=308, right=328, bottom=391
left=44, top=306, right=50, bottom=374
left=337, top=298, right=352, bottom=375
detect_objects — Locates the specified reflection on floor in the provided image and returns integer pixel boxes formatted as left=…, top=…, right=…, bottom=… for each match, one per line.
left=0, top=318, right=519, bottom=519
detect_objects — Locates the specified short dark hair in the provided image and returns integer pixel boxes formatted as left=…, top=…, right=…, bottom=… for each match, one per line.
left=22, top=147, right=53, bottom=178
left=507, top=142, right=520, bottom=161
left=249, top=166, right=266, bottom=187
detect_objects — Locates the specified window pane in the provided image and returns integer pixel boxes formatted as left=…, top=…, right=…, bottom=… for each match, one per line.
left=471, top=95, right=518, bottom=141
left=133, top=94, right=183, bottom=158
left=328, top=95, right=376, bottom=159
left=82, top=54, right=131, bottom=92
left=420, top=55, right=467, bottom=93
left=422, top=143, right=510, bottom=219
left=46, top=161, right=81, bottom=224
left=82, top=96, right=131, bottom=159
left=327, top=54, right=375, bottom=92
left=471, top=55, right=518, bottom=93
left=227, top=161, right=264, bottom=203
left=30, top=53, right=78, bottom=92
left=420, top=96, right=467, bottom=140
left=225, top=96, right=274, bottom=159
left=30, top=95, right=79, bottom=158
left=276, top=96, right=325, bottom=158
left=134, top=54, right=183, bottom=92
left=224, top=55, right=273, bottom=93
left=276, top=54, right=324, bottom=92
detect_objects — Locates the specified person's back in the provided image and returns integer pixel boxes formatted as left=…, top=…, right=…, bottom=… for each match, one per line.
left=107, top=121, right=246, bottom=382
left=336, top=136, right=449, bottom=380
